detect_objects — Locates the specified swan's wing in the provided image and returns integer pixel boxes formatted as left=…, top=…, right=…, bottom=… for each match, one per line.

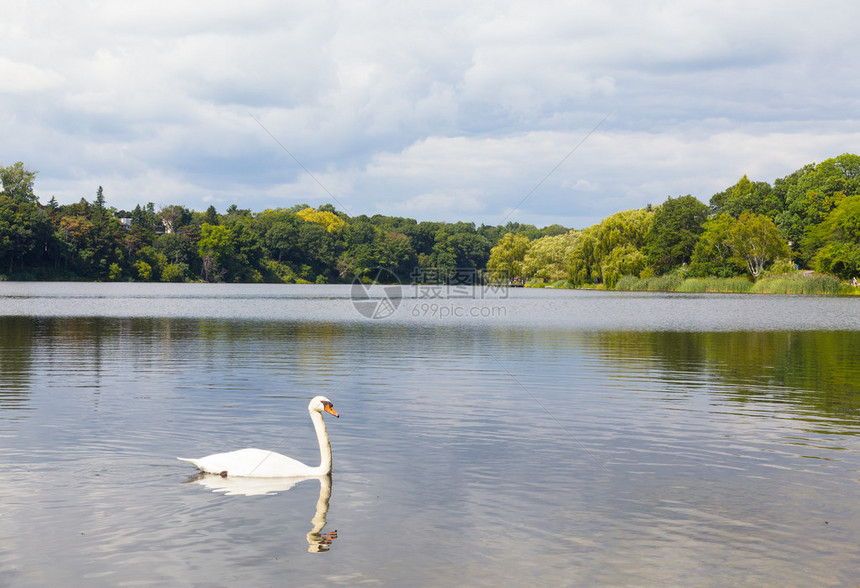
left=178, top=448, right=314, bottom=477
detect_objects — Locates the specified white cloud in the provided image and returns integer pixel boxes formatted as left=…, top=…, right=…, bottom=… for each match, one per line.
left=0, top=57, right=64, bottom=93
left=2, top=0, right=859, bottom=227
left=388, top=191, right=487, bottom=218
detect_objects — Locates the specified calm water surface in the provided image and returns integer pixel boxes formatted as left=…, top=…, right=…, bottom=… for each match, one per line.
left=1, top=283, right=859, bottom=586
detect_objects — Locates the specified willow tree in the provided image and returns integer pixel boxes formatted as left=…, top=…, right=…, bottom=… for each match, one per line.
left=566, top=208, right=653, bottom=285
left=522, top=231, right=579, bottom=282
left=601, top=243, right=647, bottom=288
left=487, top=232, right=530, bottom=281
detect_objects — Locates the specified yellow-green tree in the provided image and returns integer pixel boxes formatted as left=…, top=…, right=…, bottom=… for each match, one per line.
left=566, top=208, right=653, bottom=285
left=593, top=208, right=652, bottom=258
left=522, top=231, right=579, bottom=282
left=487, top=232, right=530, bottom=281
left=601, top=243, right=647, bottom=288
left=567, top=230, right=598, bottom=284
left=197, top=223, right=233, bottom=282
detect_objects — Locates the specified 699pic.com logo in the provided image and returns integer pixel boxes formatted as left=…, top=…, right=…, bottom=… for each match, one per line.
left=350, top=268, right=402, bottom=319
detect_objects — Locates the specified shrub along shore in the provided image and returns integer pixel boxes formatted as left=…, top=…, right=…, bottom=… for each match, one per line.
left=530, top=273, right=857, bottom=295
left=613, top=272, right=854, bottom=295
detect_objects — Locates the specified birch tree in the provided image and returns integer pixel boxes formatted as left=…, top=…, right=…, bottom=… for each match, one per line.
left=728, top=212, right=790, bottom=277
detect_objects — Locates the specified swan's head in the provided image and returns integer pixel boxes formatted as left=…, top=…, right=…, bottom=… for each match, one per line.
left=309, top=395, right=339, bottom=418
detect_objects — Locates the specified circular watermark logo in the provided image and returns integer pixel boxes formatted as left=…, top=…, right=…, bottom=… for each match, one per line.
left=350, top=267, right=402, bottom=319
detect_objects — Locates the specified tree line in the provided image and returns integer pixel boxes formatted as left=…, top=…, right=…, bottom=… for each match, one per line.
left=1, top=153, right=858, bottom=285
left=488, top=153, right=860, bottom=286
left=0, top=161, right=564, bottom=283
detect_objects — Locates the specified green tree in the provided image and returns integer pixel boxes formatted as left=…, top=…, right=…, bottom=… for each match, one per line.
left=94, top=186, right=106, bottom=210
left=154, top=232, right=194, bottom=266
left=0, top=194, right=51, bottom=274
left=500, top=221, right=541, bottom=240
left=403, top=221, right=441, bottom=258
left=428, top=225, right=488, bottom=273
left=295, top=220, right=341, bottom=280
left=0, top=163, right=51, bottom=275
left=225, top=217, right=265, bottom=281
left=56, top=215, right=98, bottom=276
left=341, top=218, right=381, bottom=277
left=378, top=231, right=416, bottom=274
left=689, top=213, right=743, bottom=277
left=159, top=204, right=192, bottom=234
left=85, top=187, right=125, bottom=279
left=806, top=195, right=860, bottom=279
left=135, top=246, right=168, bottom=281
left=540, top=224, right=569, bottom=237
left=448, top=231, right=491, bottom=270
left=429, top=231, right=457, bottom=273
left=161, top=263, right=190, bottom=282
left=252, top=209, right=300, bottom=265
left=203, top=205, right=220, bottom=226
left=130, top=203, right=159, bottom=232
left=774, top=154, right=860, bottom=264
left=710, top=175, right=781, bottom=218
left=339, top=217, right=417, bottom=279
left=0, top=162, right=38, bottom=204
left=94, top=185, right=108, bottom=209
left=124, top=203, right=159, bottom=260
left=645, top=195, right=709, bottom=272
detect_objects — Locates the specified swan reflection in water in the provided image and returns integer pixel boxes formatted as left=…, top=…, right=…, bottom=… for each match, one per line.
left=185, top=473, right=337, bottom=552
left=178, top=396, right=340, bottom=551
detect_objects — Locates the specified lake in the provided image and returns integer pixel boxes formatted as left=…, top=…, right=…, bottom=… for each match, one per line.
left=1, top=282, right=859, bottom=586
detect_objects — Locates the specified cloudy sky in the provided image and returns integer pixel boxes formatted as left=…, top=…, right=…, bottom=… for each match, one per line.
left=2, top=1, right=859, bottom=228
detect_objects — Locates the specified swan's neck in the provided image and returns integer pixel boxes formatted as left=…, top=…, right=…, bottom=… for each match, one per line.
left=310, top=411, right=332, bottom=475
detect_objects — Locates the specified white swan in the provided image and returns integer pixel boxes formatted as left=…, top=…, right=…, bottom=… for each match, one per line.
left=178, top=396, right=339, bottom=477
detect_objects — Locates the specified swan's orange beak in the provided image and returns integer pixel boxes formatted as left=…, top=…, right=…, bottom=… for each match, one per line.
left=324, top=404, right=339, bottom=418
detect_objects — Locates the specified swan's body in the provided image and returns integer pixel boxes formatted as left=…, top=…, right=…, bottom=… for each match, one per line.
left=178, top=396, right=339, bottom=478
